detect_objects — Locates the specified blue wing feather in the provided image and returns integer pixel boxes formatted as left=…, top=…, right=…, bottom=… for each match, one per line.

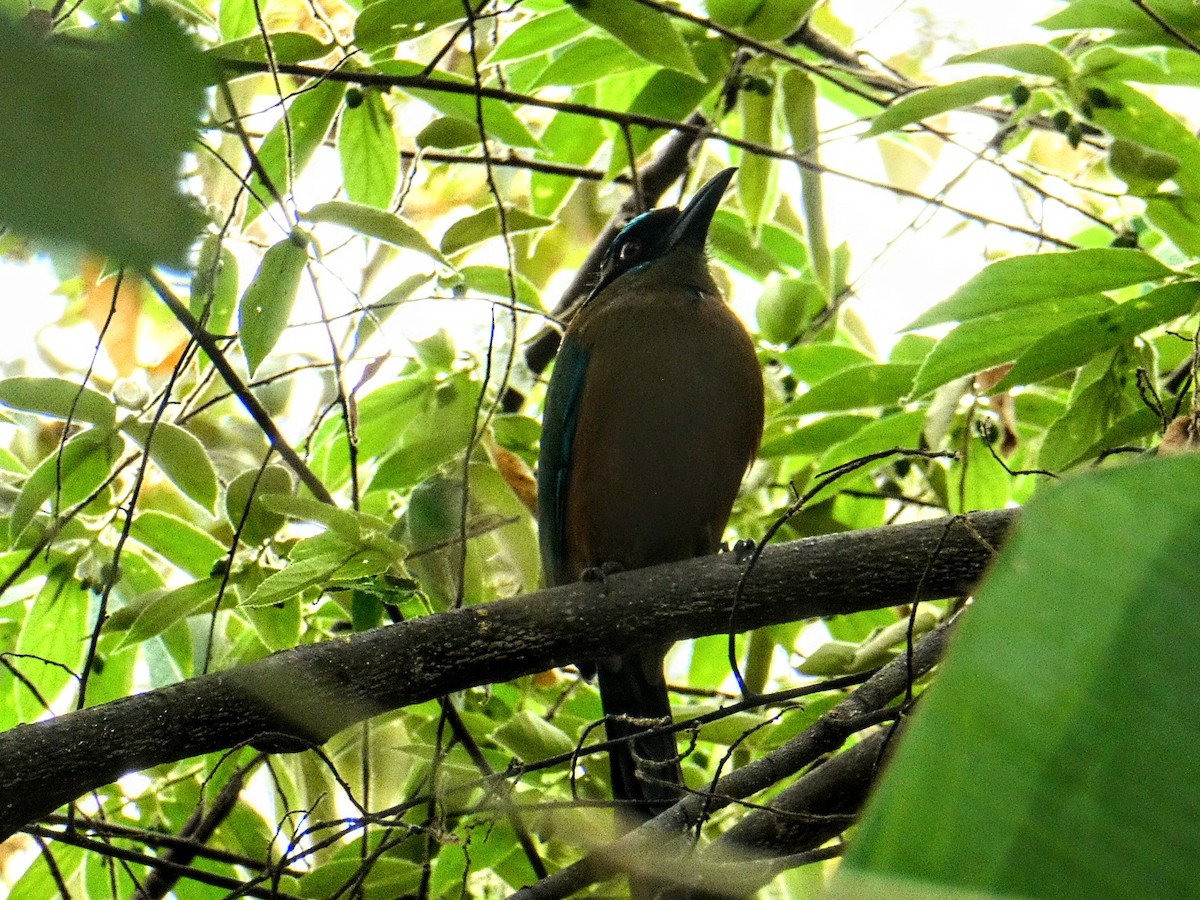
left=537, top=335, right=590, bottom=587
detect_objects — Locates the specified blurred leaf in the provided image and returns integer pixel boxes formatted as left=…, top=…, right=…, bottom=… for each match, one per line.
left=838, top=455, right=1200, bottom=898
left=738, top=64, right=777, bottom=240
left=123, top=420, right=219, bottom=512
left=0, top=377, right=116, bottom=430
left=417, top=116, right=481, bottom=149
left=867, top=76, right=1021, bottom=137
left=244, top=78, right=346, bottom=224
left=339, top=89, right=399, bottom=209
left=775, top=344, right=873, bottom=384
left=190, top=234, right=239, bottom=336
left=353, top=0, right=466, bottom=54
left=15, top=566, right=89, bottom=721
left=949, top=43, right=1074, bottom=80
left=10, top=429, right=123, bottom=544
left=1145, top=193, right=1200, bottom=256
left=303, top=201, right=447, bottom=265
left=567, top=0, right=702, bottom=78
left=0, top=8, right=208, bottom=267
left=1107, top=139, right=1180, bottom=196
left=457, top=265, right=543, bottom=312
left=1084, top=77, right=1200, bottom=198
left=225, top=465, right=293, bottom=546
left=907, top=249, right=1173, bottom=330
left=238, top=230, right=309, bottom=376
left=759, top=414, right=873, bottom=458
left=781, top=68, right=832, bottom=296
left=811, top=410, right=925, bottom=499
left=208, top=31, right=330, bottom=64
left=492, top=710, right=577, bottom=760
left=108, top=577, right=225, bottom=648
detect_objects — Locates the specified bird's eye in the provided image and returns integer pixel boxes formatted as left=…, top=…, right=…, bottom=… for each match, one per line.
left=618, top=239, right=641, bottom=262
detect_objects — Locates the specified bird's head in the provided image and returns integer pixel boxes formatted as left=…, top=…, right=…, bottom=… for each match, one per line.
left=585, top=167, right=735, bottom=303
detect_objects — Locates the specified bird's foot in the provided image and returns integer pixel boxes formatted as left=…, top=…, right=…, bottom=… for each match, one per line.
left=582, top=561, right=624, bottom=595
left=732, top=538, right=756, bottom=564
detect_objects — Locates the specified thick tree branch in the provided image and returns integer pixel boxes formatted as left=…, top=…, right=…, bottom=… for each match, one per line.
left=0, top=508, right=1014, bottom=840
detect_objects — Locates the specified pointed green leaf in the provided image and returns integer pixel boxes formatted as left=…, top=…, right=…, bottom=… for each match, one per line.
left=10, top=429, right=123, bottom=544
left=303, top=201, right=447, bottom=265
left=338, top=89, right=398, bottom=209
left=567, top=0, right=702, bottom=78
left=129, top=510, right=227, bottom=578
left=911, top=296, right=1111, bottom=397
left=997, top=281, right=1200, bottom=390
left=244, top=78, right=346, bottom=224
left=908, top=249, right=1175, bottom=330
left=440, top=206, right=553, bottom=256
left=123, top=420, right=219, bottom=512
left=0, top=377, right=116, bottom=430
left=238, top=230, right=309, bottom=376
left=950, top=44, right=1074, bottom=80
left=208, top=31, right=330, bottom=65
left=788, top=363, right=920, bottom=414
left=486, top=6, right=590, bottom=64
left=867, top=76, right=1022, bottom=137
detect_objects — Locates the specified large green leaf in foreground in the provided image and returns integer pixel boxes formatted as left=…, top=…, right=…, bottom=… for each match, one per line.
left=832, top=454, right=1200, bottom=898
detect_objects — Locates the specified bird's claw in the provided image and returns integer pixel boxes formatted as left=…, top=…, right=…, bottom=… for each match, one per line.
left=582, top=561, right=624, bottom=595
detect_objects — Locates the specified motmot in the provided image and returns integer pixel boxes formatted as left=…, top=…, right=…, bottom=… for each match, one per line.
left=537, top=168, right=765, bottom=825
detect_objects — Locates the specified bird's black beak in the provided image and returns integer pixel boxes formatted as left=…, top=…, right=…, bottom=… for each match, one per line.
left=665, top=167, right=735, bottom=252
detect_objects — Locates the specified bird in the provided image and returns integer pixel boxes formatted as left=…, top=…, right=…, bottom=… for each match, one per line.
left=537, top=167, right=765, bottom=831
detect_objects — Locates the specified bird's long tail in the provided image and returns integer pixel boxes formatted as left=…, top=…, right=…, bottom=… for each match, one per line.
left=595, top=649, right=683, bottom=824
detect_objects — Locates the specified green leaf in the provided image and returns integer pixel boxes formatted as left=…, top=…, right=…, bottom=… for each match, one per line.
left=238, top=230, right=309, bottom=376
left=781, top=68, right=832, bottom=296
left=457, top=265, right=544, bottom=312
left=122, top=420, right=219, bottom=512
left=440, top=206, right=554, bottom=256
left=190, top=234, right=239, bottom=336
left=759, top=414, right=873, bottom=459
left=10, top=430, right=123, bottom=544
left=529, top=36, right=646, bottom=89
left=219, top=0, right=256, bottom=40
left=738, top=64, right=777, bottom=241
left=567, top=0, right=702, bottom=78
left=1107, top=139, right=1180, bottom=196
left=0, top=9, right=209, bottom=267
left=353, top=0, right=466, bottom=54
left=866, top=75, right=1021, bottom=137
left=109, top=577, right=225, bottom=648
left=1039, top=0, right=1200, bottom=41
left=1038, top=357, right=1135, bottom=471
left=243, top=554, right=376, bottom=608
left=225, top=465, right=293, bottom=546
left=997, top=281, right=1200, bottom=390
left=810, top=410, right=925, bottom=500
left=492, top=710, right=577, bottom=760
left=338, top=89, right=398, bottom=209
left=129, top=510, right=227, bottom=578
left=755, top=274, right=820, bottom=345
left=377, top=60, right=541, bottom=150
left=531, top=102, right=605, bottom=218
left=0, top=377, right=116, bottom=430
left=839, top=455, right=1200, bottom=898
left=949, top=44, right=1074, bottom=80
left=486, top=6, right=591, bottom=64
left=910, top=296, right=1111, bottom=397
left=15, top=566, right=89, bottom=721
left=244, top=78, right=346, bottom=224
left=208, top=31, right=330, bottom=65
left=302, top=201, right=448, bottom=265
left=1084, top=77, right=1200, bottom=198
left=416, top=117, right=481, bottom=149
left=257, top=493, right=391, bottom=542
left=907, top=249, right=1175, bottom=330
left=1145, top=193, right=1200, bottom=257
left=788, top=363, right=919, bottom=414
left=774, top=344, right=873, bottom=384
